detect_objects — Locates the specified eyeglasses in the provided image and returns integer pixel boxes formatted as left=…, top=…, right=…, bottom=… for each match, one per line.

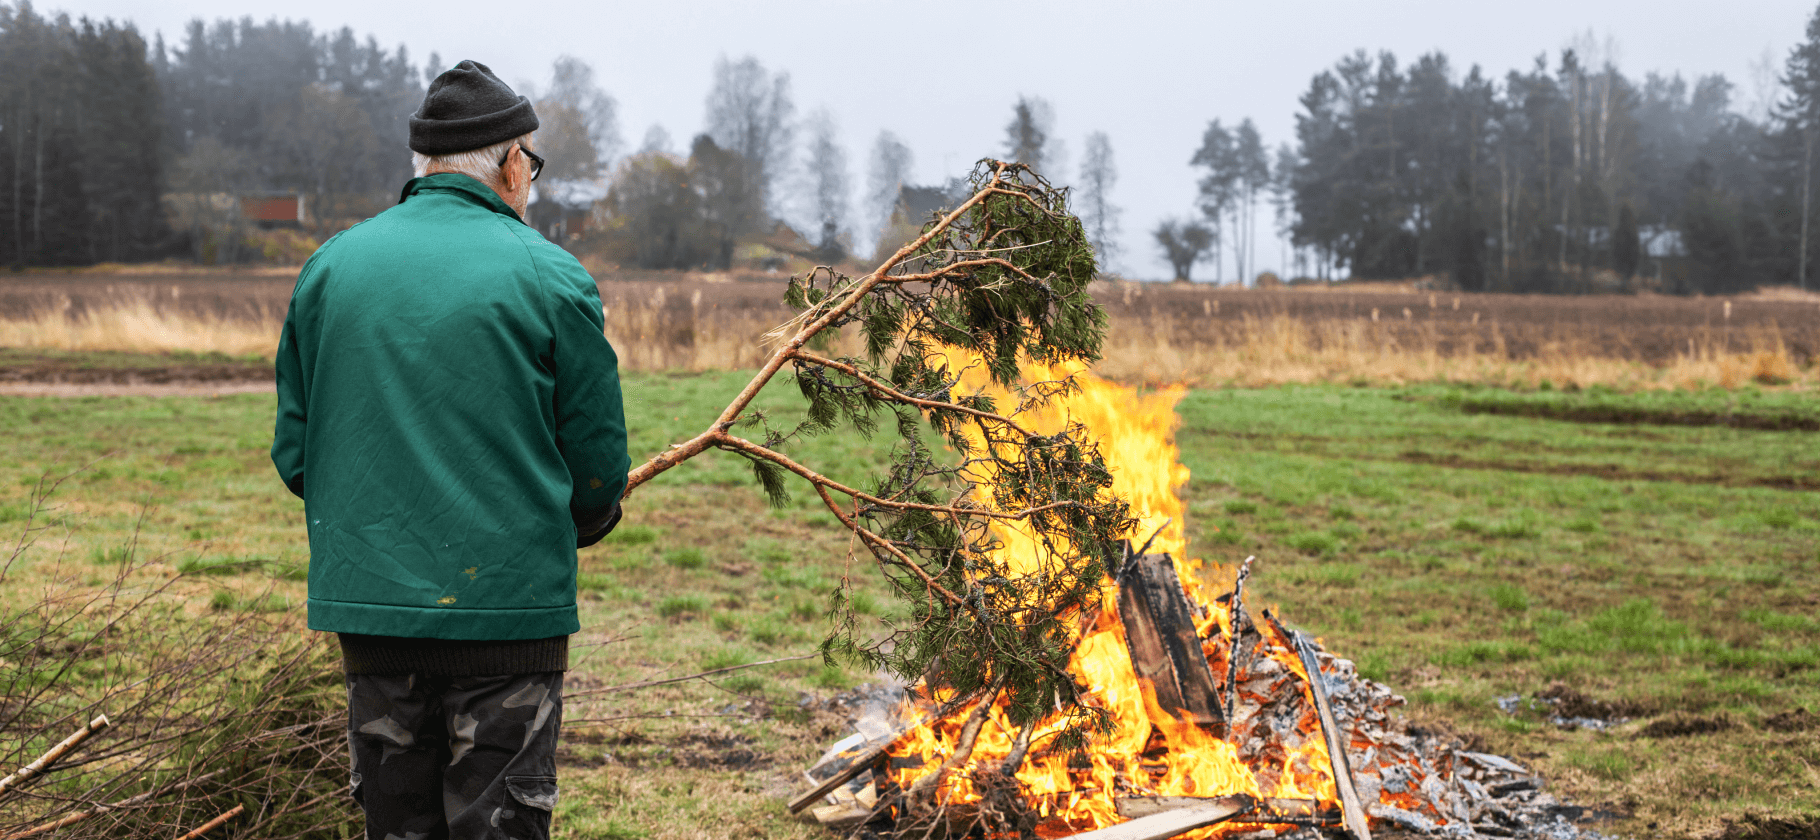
left=499, top=145, right=545, bottom=182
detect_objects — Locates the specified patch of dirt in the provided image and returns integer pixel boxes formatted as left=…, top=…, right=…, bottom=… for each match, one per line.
left=1396, top=449, right=1820, bottom=492
left=0, top=352, right=275, bottom=396
left=0, top=362, right=273, bottom=384
left=573, top=730, right=770, bottom=770
left=1457, top=400, right=1820, bottom=432
left=1710, top=813, right=1820, bottom=840
left=1762, top=707, right=1818, bottom=732
left=669, top=732, right=766, bottom=769
left=1638, top=713, right=1735, bottom=738
left=1538, top=683, right=1652, bottom=719
left=0, top=381, right=274, bottom=397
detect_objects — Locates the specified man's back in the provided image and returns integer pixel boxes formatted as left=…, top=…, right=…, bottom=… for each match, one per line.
left=273, top=172, right=629, bottom=642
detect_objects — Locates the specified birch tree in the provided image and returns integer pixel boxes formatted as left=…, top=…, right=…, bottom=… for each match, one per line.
left=1076, top=131, right=1121, bottom=271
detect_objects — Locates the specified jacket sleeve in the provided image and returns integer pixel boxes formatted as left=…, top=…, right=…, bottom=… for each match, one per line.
left=545, top=258, right=630, bottom=544
left=271, top=287, right=309, bottom=499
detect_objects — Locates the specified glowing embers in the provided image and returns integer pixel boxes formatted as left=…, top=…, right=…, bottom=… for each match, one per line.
left=872, top=547, right=1358, bottom=840
left=788, top=366, right=1568, bottom=839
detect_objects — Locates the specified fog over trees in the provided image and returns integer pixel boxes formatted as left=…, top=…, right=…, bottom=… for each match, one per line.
left=6, top=0, right=1820, bottom=296
left=1077, top=132, right=1121, bottom=270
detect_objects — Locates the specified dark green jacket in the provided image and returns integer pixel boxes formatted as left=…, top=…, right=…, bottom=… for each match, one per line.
left=273, top=173, right=629, bottom=640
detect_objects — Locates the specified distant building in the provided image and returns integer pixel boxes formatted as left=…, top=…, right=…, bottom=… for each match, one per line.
left=530, top=180, right=608, bottom=244
left=894, top=180, right=970, bottom=225
left=240, top=193, right=306, bottom=228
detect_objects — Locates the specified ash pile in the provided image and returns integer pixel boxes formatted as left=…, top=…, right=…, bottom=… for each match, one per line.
left=788, top=552, right=1617, bottom=840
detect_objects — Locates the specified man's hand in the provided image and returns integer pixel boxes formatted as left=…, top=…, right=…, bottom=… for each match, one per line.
left=574, top=501, right=622, bottom=549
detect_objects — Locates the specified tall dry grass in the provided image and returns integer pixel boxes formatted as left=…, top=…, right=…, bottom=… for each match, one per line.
left=1092, top=312, right=1811, bottom=390
left=0, top=278, right=1811, bottom=390
left=0, top=293, right=285, bottom=357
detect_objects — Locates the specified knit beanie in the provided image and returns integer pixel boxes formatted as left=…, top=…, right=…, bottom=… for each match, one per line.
left=409, top=60, right=539, bottom=155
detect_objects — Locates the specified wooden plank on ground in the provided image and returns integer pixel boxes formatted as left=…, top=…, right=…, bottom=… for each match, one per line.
left=1058, top=794, right=1254, bottom=840
left=1268, top=614, right=1373, bottom=840
left=1117, top=796, right=1336, bottom=825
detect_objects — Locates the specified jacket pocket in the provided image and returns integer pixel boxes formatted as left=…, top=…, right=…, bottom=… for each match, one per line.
left=505, top=775, right=558, bottom=812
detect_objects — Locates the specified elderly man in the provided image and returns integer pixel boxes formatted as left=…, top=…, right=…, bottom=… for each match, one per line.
left=272, top=60, right=628, bottom=840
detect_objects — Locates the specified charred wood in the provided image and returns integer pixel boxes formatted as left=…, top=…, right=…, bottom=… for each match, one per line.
left=1219, top=556, right=1260, bottom=733
left=1265, top=611, right=1371, bottom=840
left=788, top=689, right=986, bottom=814
left=1116, top=551, right=1224, bottom=732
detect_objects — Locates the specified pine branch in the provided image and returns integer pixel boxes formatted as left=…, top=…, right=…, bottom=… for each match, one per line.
left=621, top=159, right=1127, bottom=747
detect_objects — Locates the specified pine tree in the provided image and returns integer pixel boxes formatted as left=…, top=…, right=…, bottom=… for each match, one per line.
left=1003, top=96, right=1055, bottom=176
left=1779, top=3, right=1820, bottom=290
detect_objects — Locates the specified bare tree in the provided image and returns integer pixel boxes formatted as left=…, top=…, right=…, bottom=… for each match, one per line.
left=864, top=130, right=914, bottom=252
left=1749, top=45, right=1782, bottom=126
left=1233, top=119, right=1270, bottom=285
left=1076, top=131, right=1121, bottom=272
left=1270, top=143, right=1300, bottom=277
left=704, top=55, right=795, bottom=215
left=530, top=100, right=598, bottom=186
left=799, top=109, right=852, bottom=260
left=639, top=123, right=674, bottom=155
left=544, top=55, right=623, bottom=172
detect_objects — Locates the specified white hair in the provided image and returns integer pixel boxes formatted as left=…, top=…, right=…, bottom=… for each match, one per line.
left=412, top=133, right=533, bottom=188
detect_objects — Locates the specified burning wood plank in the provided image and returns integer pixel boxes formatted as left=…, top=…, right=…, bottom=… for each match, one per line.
left=786, top=687, right=987, bottom=814
left=1266, top=611, right=1372, bottom=840
left=1059, top=793, right=1255, bottom=840
left=1116, top=550, right=1224, bottom=731
left=1116, top=795, right=1338, bottom=826
left=788, top=742, right=888, bottom=814
left=1219, top=557, right=1261, bottom=732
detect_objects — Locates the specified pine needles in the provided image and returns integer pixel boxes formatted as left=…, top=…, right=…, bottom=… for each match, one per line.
left=624, top=159, right=1132, bottom=749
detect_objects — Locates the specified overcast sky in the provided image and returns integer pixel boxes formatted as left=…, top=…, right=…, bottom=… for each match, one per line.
left=70, top=0, right=1820, bottom=279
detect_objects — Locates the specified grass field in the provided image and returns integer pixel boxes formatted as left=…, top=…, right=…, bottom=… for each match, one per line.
left=2, top=365, right=1816, bottom=838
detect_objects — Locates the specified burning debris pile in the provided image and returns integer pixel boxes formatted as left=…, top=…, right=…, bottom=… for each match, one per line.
left=785, top=370, right=1610, bottom=840
left=792, top=551, right=1604, bottom=840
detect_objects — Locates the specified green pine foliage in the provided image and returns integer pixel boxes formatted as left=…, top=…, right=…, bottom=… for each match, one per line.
left=725, top=161, right=1130, bottom=742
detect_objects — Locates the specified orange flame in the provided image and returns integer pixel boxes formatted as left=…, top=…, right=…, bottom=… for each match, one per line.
left=885, top=358, right=1340, bottom=837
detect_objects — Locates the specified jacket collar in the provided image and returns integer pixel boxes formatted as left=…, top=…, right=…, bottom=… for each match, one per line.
left=399, top=173, right=525, bottom=223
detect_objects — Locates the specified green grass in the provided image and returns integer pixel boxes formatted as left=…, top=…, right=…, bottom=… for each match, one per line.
left=1175, top=382, right=1820, bottom=835
left=5, top=373, right=1818, bottom=838
left=1443, top=384, right=1820, bottom=431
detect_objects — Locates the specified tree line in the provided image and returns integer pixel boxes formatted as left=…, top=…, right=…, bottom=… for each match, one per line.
left=1, top=3, right=162, bottom=266
left=0, top=2, right=1122, bottom=276
left=1158, top=16, right=1820, bottom=295
left=9, top=0, right=1820, bottom=297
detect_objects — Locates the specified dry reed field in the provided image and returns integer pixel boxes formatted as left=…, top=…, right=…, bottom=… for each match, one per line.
left=2, top=271, right=1817, bottom=390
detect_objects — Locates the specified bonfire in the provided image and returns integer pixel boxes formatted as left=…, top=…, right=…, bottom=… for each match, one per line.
left=790, top=366, right=1580, bottom=840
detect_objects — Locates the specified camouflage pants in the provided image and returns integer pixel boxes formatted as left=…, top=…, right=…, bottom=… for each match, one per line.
left=346, top=672, right=563, bottom=840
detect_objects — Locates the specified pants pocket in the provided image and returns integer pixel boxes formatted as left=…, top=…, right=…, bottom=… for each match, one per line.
left=504, top=775, right=559, bottom=811
left=492, top=774, right=556, bottom=838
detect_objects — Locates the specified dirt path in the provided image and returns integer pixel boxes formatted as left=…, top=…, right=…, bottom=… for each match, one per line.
left=0, top=381, right=275, bottom=397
